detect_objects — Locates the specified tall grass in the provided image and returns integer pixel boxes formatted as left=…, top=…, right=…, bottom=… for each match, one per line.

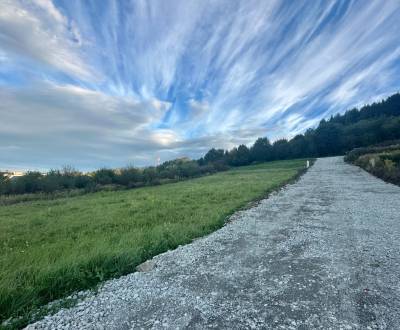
left=0, top=159, right=306, bottom=326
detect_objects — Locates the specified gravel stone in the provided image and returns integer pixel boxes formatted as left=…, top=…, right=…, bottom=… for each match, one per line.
left=26, top=157, right=400, bottom=329
left=136, top=260, right=156, bottom=273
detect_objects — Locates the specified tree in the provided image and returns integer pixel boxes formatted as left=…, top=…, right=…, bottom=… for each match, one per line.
left=228, top=145, right=250, bottom=166
left=178, top=161, right=201, bottom=178
left=289, top=135, right=309, bottom=158
left=93, top=168, right=116, bottom=185
left=314, top=123, right=343, bottom=156
left=115, top=167, right=142, bottom=186
left=204, top=148, right=225, bottom=164
left=12, top=171, right=43, bottom=194
left=143, top=167, right=158, bottom=184
left=0, top=172, right=10, bottom=194
left=272, top=139, right=290, bottom=160
left=250, top=137, right=272, bottom=162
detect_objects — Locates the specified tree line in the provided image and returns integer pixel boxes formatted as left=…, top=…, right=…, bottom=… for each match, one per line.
left=0, top=159, right=226, bottom=195
left=200, top=93, right=400, bottom=166
left=1, top=92, right=399, bottom=195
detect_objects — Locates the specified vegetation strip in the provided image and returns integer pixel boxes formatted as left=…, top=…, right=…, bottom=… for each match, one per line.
left=0, top=159, right=306, bottom=326
left=345, top=144, right=400, bottom=186
left=1, top=93, right=399, bottom=198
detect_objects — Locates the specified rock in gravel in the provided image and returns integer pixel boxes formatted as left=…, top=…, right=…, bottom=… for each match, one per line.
left=26, top=157, right=400, bottom=329
left=136, top=260, right=156, bottom=272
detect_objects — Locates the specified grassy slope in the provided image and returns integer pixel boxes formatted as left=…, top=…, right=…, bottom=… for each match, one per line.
left=0, top=159, right=306, bottom=322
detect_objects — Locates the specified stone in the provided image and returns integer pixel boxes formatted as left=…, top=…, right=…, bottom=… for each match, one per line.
left=136, top=260, right=156, bottom=272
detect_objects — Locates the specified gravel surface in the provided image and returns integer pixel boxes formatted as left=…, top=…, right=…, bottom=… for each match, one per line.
left=27, top=157, right=400, bottom=329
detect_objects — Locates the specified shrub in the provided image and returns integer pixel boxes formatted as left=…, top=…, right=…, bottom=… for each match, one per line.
left=142, top=167, right=157, bottom=184
left=115, top=167, right=143, bottom=187
left=345, top=144, right=400, bottom=162
left=92, top=168, right=116, bottom=185
left=349, top=145, right=400, bottom=186
left=40, top=170, right=63, bottom=193
left=384, top=151, right=400, bottom=164
left=75, top=174, right=94, bottom=189
left=177, top=161, right=201, bottom=178
left=0, top=173, right=10, bottom=194
left=10, top=172, right=43, bottom=194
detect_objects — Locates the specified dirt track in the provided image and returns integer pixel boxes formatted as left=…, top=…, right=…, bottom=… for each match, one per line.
left=28, top=157, right=400, bottom=329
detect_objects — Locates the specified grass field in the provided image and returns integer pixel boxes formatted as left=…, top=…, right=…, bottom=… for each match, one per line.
left=0, top=159, right=307, bottom=325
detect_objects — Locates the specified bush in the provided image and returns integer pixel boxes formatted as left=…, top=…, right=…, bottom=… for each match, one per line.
left=0, top=173, right=10, bottom=195
left=0, top=159, right=230, bottom=198
left=177, top=162, right=201, bottom=178
left=75, top=174, right=94, bottom=189
left=115, top=167, right=143, bottom=187
left=384, top=151, right=400, bottom=164
left=40, top=170, right=63, bottom=193
left=345, top=144, right=400, bottom=162
left=348, top=145, right=400, bottom=186
left=92, top=168, right=116, bottom=185
left=11, top=172, right=43, bottom=194
left=142, top=167, right=158, bottom=185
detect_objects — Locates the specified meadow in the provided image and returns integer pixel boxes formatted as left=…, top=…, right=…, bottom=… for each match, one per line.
left=0, top=159, right=306, bottom=325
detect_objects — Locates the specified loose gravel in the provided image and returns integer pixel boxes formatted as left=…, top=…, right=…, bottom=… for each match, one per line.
left=26, top=157, right=400, bottom=329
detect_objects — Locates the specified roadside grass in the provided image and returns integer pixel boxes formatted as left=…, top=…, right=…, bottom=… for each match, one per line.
left=0, top=159, right=307, bottom=326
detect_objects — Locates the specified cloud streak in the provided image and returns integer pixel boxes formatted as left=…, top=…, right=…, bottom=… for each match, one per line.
left=0, top=0, right=94, bottom=79
left=0, top=0, right=400, bottom=169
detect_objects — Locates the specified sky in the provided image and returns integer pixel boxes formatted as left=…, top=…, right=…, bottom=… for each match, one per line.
left=1, top=0, right=400, bottom=171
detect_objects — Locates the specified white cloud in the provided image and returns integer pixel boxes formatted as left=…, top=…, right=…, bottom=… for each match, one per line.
left=188, top=99, right=210, bottom=118
left=0, top=0, right=91, bottom=78
left=0, top=83, right=175, bottom=168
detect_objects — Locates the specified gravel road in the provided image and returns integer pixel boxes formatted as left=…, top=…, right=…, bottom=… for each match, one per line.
left=27, top=157, right=400, bottom=329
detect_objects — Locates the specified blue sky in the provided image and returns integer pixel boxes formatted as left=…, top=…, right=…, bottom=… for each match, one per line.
left=1, top=0, right=400, bottom=170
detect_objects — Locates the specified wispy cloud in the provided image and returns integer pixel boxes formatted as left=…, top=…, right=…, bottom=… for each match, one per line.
left=0, top=0, right=92, bottom=78
left=1, top=0, right=400, bottom=169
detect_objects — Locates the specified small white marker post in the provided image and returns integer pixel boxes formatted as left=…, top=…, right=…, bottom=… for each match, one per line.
left=306, top=160, right=310, bottom=168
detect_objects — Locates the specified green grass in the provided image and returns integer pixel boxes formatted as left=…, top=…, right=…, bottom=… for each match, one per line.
left=0, top=159, right=306, bottom=325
